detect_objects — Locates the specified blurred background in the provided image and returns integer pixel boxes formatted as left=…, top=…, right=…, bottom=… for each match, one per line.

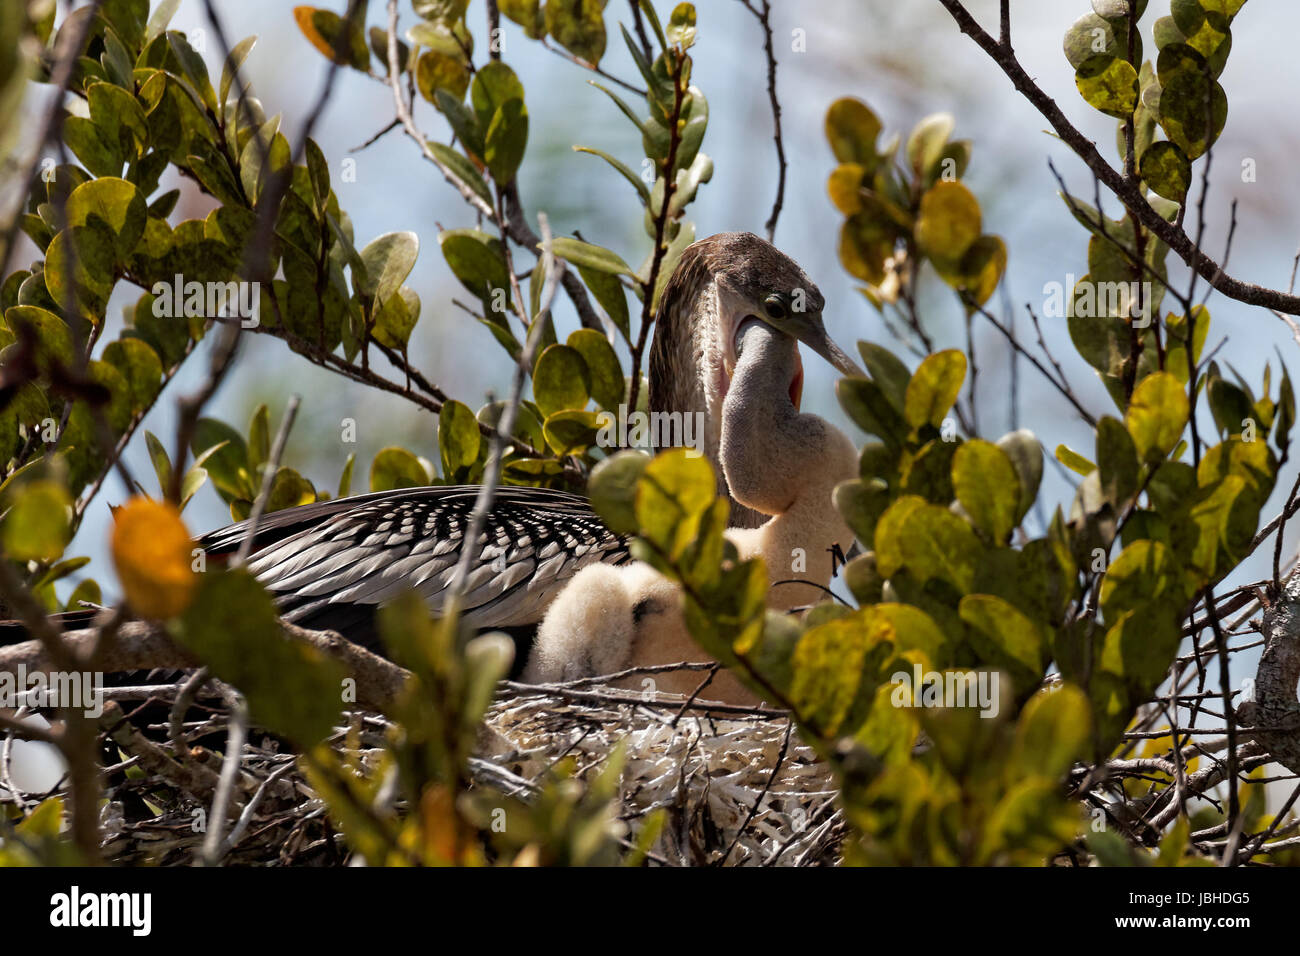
left=7, top=0, right=1300, bottom=787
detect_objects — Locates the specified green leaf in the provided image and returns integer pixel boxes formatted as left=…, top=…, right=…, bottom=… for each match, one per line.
left=87, top=82, right=147, bottom=158
left=369, top=446, right=429, bottom=492
left=1139, top=140, right=1192, bottom=203
left=44, top=223, right=118, bottom=320
left=439, top=228, right=509, bottom=301
left=1091, top=418, right=1137, bottom=514
left=588, top=80, right=652, bottom=141
left=952, top=439, right=1021, bottom=540
left=175, top=569, right=345, bottom=744
left=174, top=457, right=207, bottom=509
left=238, top=118, right=290, bottom=203
left=533, top=343, right=590, bottom=417
left=996, top=429, right=1044, bottom=524
left=293, top=6, right=370, bottom=71
left=63, top=116, right=121, bottom=177
left=1100, top=601, right=1183, bottom=690
left=825, top=97, right=884, bottom=168
left=483, top=97, right=529, bottom=184
left=576, top=264, right=631, bottom=341
left=567, top=328, right=624, bottom=411
left=146, top=0, right=182, bottom=41
left=4, top=304, right=73, bottom=367
left=959, top=593, right=1047, bottom=689
left=547, top=236, right=634, bottom=276
left=264, top=467, right=316, bottom=513
left=434, top=89, right=484, bottom=159
left=588, top=450, right=651, bottom=534
left=426, top=141, right=493, bottom=206
left=635, top=449, right=715, bottom=561
left=247, top=403, right=270, bottom=474
left=1055, top=447, right=1097, bottom=478
left=833, top=477, right=892, bottom=544
left=874, top=496, right=980, bottom=592
left=789, top=607, right=921, bottom=739
left=191, top=418, right=253, bottom=502
left=1206, top=374, right=1257, bottom=438
left=543, top=409, right=603, bottom=456
left=338, top=453, right=355, bottom=498
left=899, top=438, right=956, bottom=503
left=358, top=231, right=419, bottom=304
left=219, top=34, right=257, bottom=107
left=470, top=60, right=525, bottom=126
left=372, top=286, right=421, bottom=350
left=1075, top=55, right=1139, bottom=118
left=1278, top=365, right=1295, bottom=454
left=545, top=0, right=606, bottom=64
left=665, top=3, right=696, bottom=49
left=1, top=480, right=71, bottom=562
left=439, top=399, right=481, bottom=477
left=837, top=377, right=909, bottom=450
left=1157, top=66, right=1228, bottom=160
left=102, top=337, right=162, bottom=412
left=1126, top=371, right=1188, bottom=462
left=499, top=0, right=545, bottom=38
left=1009, top=683, right=1090, bottom=780
left=370, top=26, right=413, bottom=71
left=1063, top=12, right=1129, bottom=69
left=942, top=234, right=1007, bottom=307
left=1099, top=539, right=1183, bottom=619
left=416, top=48, right=471, bottom=104
left=857, top=341, right=911, bottom=412
left=145, top=430, right=173, bottom=492
left=904, top=349, right=967, bottom=430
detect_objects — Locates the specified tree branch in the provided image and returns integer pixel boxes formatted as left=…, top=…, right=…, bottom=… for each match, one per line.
left=934, top=0, right=1300, bottom=316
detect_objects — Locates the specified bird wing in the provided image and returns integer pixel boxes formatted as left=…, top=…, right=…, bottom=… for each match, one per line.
left=198, top=485, right=630, bottom=630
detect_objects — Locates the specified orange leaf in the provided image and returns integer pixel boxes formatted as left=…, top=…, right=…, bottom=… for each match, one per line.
left=293, top=6, right=366, bottom=68
left=111, top=498, right=197, bottom=619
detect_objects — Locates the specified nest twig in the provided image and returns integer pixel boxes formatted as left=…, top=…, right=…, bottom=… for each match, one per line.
left=1, top=671, right=846, bottom=866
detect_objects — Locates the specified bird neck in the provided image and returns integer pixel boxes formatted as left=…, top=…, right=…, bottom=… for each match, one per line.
left=650, top=279, right=745, bottom=518
left=719, top=326, right=858, bottom=606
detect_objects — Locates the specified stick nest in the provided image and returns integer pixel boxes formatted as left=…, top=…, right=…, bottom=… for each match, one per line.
left=7, top=678, right=845, bottom=866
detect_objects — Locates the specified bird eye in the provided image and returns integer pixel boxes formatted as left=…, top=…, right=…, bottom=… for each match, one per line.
left=763, top=295, right=787, bottom=320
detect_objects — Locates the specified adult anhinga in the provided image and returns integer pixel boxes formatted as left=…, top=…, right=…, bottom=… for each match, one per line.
left=194, top=233, right=862, bottom=663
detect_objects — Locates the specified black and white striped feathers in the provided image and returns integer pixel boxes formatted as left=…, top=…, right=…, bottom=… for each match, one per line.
left=199, top=486, right=630, bottom=641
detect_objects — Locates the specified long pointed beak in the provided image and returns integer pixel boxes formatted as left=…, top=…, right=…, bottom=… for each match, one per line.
left=788, top=313, right=865, bottom=379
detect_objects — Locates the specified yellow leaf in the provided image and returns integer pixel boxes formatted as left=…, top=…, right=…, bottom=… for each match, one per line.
left=111, top=498, right=197, bottom=619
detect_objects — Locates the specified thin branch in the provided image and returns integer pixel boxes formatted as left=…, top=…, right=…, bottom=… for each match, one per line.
left=233, top=395, right=301, bottom=567
left=626, top=50, right=688, bottom=420
left=446, top=215, right=563, bottom=605
left=934, top=0, right=1300, bottom=316
left=737, top=0, right=786, bottom=240
left=201, top=685, right=248, bottom=865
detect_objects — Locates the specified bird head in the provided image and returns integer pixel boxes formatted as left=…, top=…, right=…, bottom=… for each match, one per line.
left=697, top=233, right=864, bottom=409
left=648, top=233, right=863, bottom=519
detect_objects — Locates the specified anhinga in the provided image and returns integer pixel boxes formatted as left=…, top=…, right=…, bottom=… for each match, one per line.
left=5, top=234, right=864, bottom=685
